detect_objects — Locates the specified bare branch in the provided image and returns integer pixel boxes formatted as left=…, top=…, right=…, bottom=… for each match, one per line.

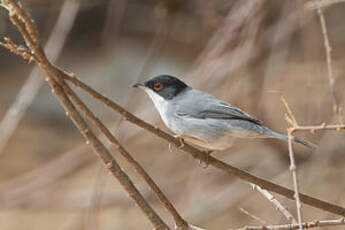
left=2, top=2, right=345, bottom=230
left=1, top=1, right=169, bottom=229
left=0, top=37, right=34, bottom=61
left=317, top=5, right=341, bottom=122
left=293, top=123, right=345, bottom=132
left=0, top=0, right=79, bottom=155
left=237, top=217, right=345, bottom=230
left=305, top=0, right=345, bottom=10
left=287, top=131, right=303, bottom=230
left=58, top=73, right=345, bottom=216
left=239, top=208, right=267, bottom=225
left=59, top=78, right=188, bottom=229
left=251, top=184, right=297, bottom=224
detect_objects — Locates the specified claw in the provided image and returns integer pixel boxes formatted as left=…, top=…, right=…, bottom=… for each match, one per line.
left=199, top=160, right=208, bottom=168
left=178, top=138, right=185, bottom=149
left=198, top=150, right=214, bottom=169
left=168, top=143, right=173, bottom=152
left=174, top=135, right=185, bottom=149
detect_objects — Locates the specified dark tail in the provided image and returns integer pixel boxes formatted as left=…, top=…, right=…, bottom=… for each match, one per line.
left=265, top=128, right=317, bottom=149
left=293, top=136, right=318, bottom=149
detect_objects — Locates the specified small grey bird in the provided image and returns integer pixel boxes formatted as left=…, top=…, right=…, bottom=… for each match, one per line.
left=132, top=75, right=316, bottom=151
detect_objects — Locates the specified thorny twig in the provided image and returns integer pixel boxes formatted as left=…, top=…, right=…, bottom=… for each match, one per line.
left=0, top=1, right=169, bottom=229
left=305, top=0, right=345, bottom=10
left=251, top=184, right=297, bottom=224
left=1, top=0, right=345, bottom=228
left=0, top=0, right=80, bottom=155
left=0, top=37, right=34, bottom=62
left=282, top=92, right=345, bottom=230
left=281, top=96, right=303, bottom=229
left=239, top=208, right=267, bottom=225
left=59, top=63, right=345, bottom=217
left=237, top=217, right=345, bottom=230
left=317, top=5, right=342, bottom=123
left=59, top=77, right=188, bottom=229
left=287, top=130, right=303, bottom=230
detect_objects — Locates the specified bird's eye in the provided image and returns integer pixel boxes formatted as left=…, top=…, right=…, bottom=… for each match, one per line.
left=153, top=82, right=163, bottom=91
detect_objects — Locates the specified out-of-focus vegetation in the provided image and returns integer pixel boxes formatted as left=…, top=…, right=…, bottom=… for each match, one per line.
left=0, top=0, right=345, bottom=229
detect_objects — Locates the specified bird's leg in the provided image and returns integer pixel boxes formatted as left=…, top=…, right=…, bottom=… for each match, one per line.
left=169, top=135, right=185, bottom=152
left=199, top=150, right=214, bottom=168
left=168, top=143, right=173, bottom=152
left=174, top=135, right=185, bottom=149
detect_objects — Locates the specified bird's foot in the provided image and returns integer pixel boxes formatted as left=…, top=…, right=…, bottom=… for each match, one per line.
left=199, top=150, right=214, bottom=168
left=169, top=136, right=185, bottom=152
left=174, top=135, right=185, bottom=149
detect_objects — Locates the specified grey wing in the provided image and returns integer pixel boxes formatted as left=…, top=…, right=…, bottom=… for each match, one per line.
left=175, top=90, right=261, bottom=125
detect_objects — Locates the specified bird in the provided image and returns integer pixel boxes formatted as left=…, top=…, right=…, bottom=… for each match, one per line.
left=132, top=74, right=316, bottom=152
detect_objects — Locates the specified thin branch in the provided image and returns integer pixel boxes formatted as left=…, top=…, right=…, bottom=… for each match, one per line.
left=280, top=96, right=298, bottom=127
left=237, top=217, right=345, bottom=230
left=60, top=73, right=345, bottom=217
left=45, top=68, right=169, bottom=230
left=1, top=1, right=169, bottom=229
left=287, top=131, right=303, bottom=230
left=292, top=123, right=345, bottom=132
left=281, top=97, right=306, bottom=229
left=280, top=90, right=345, bottom=229
left=281, top=93, right=345, bottom=133
left=59, top=78, right=188, bottom=229
left=317, top=5, right=341, bottom=122
left=0, top=37, right=34, bottom=61
left=239, top=208, right=267, bottom=225
left=251, top=184, right=297, bottom=224
left=0, top=0, right=79, bottom=155
left=305, top=0, right=345, bottom=10
left=2, top=0, right=345, bottom=226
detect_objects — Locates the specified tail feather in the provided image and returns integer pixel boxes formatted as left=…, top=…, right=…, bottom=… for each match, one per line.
left=293, top=137, right=318, bottom=149
left=264, top=128, right=317, bottom=149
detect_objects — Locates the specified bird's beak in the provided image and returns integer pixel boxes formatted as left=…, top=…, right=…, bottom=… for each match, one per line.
left=131, top=82, right=145, bottom=88
left=132, top=83, right=145, bottom=88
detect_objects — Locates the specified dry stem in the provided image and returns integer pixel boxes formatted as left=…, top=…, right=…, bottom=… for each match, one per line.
left=305, top=0, right=345, bottom=10
left=1, top=0, right=169, bottom=229
left=59, top=71, right=345, bottom=217
left=239, top=208, right=267, bottom=225
left=59, top=79, right=187, bottom=228
left=2, top=1, right=345, bottom=229
left=251, top=184, right=297, bottom=224
left=287, top=131, right=303, bottom=230
left=0, top=0, right=79, bottom=155
left=317, top=5, right=341, bottom=123
left=237, top=217, right=345, bottom=230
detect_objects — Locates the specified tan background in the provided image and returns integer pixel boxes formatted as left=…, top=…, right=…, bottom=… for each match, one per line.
left=0, top=0, right=345, bottom=229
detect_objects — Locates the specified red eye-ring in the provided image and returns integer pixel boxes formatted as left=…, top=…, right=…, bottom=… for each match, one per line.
left=153, top=82, right=163, bottom=91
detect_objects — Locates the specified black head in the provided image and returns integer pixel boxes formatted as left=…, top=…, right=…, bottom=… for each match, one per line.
left=133, top=75, right=189, bottom=100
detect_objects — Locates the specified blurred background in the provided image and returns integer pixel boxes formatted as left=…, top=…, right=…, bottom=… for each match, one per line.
left=0, top=0, right=345, bottom=229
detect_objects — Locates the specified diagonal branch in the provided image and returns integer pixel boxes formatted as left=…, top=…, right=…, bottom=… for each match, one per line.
left=0, top=0, right=80, bottom=155
left=317, top=5, right=341, bottom=122
left=287, top=131, right=303, bottom=230
left=2, top=1, right=345, bottom=229
left=1, top=0, right=169, bottom=229
left=58, top=78, right=188, bottom=229
left=251, top=184, right=297, bottom=224
left=237, top=217, right=345, bottom=230
left=60, top=72, right=345, bottom=217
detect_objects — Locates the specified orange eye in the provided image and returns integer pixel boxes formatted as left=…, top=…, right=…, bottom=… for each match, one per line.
left=153, top=82, right=163, bottom=91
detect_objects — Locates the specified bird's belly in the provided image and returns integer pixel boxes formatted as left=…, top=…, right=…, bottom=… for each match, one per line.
left=181, top=134, right=235, bottom=151
left=164, top=117, right=233, bottom=150
left=164, top=117, right=265, bottom=151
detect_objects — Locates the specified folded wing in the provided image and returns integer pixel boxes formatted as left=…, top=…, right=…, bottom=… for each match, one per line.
left=175, top=89, right=261, bottom=125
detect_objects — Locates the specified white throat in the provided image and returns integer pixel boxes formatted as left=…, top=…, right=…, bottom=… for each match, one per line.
left=143, top=88, right=169, bottom=120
